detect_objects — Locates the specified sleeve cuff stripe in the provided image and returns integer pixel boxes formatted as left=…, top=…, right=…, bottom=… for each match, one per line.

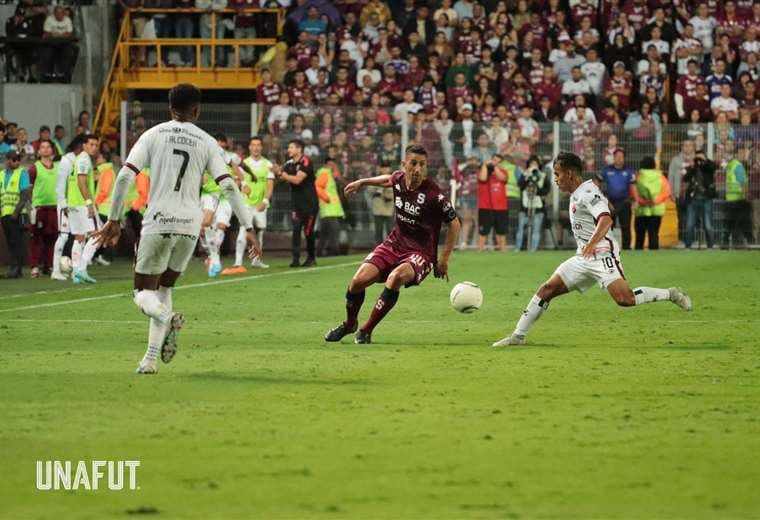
left=215, top=174, right=232, bottom=183
left=125, top=162, right=140, bottom=175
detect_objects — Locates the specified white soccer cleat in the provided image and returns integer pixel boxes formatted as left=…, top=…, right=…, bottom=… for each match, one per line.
left=669, top=287, right=692, bottom=311
left=50, top=272, right=68, bottom=281
left=94, top=255, right=111, bottom=266
left=161, top=313, right=185, bottom=364
left=251, top=257, right=269, bottom=269
left=492, top=334, right=527, bottom=347
left=135, top=360, right=158, bottom=374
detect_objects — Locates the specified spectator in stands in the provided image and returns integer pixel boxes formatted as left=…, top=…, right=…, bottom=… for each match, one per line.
left=0, top=127, right=10, bottom=156
left=5, top=7, right=36, bottom=82
left=632, top=156, right=671, bottom=250
left=197, top=0, right=228, bottom=67
left=174, top=0, right=196, bottom=66
left=11, top=128, right=35, bottom=159
left=683, top=150, right=717, bottom=248
left=598, top=148, right=635, bottom=250
left=300, top=6, right=328, bottom=36
left=52, top=125, right=66, bottom=155
left=232, top=0, right=258, bottom=66
left=31, top=126, right=51, bottom=153
left=477, top=153, right=510, bottom=252
left=39, top=5, right=77, bottom=83
left=78, top=111, right=91, bottom=133
left=1, top=151, right=31, bottom=278
left=711, top=84, right=740, bottom=121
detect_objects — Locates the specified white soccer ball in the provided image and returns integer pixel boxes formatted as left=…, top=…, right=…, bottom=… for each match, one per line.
left=450, top=282, right=483, bottom=313
left=59, top=256, right=73, bottom=275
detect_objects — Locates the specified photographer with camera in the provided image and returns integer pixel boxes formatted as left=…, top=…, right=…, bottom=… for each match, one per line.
left=515, top=155, right=550, bottom=252
left=477, top=153, right=512, bottom=252
left=683, top=149, right=717, bottom=249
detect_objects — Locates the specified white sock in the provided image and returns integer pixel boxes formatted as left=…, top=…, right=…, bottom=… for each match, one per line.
left=257, top=229, right=264, bottom=251
left=514, top=294, right=549, bottom=337
left=71, top=240, right=83, bottom=271
left=134, top=289, right=171, bottom=323
left=634, top=287, right=671, bottom=305
left=52, top=232, right=68, bottom=274
left=235, top=228, right=246, bottom=266
left=210, top=228, right=224, bottom=265
left=80, top=237, right=98, bottom=272
left=143, top=287, right=173, bottom=363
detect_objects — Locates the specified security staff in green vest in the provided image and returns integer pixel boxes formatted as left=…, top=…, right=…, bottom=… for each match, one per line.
left=631, top=156, right=672, bottom=250
left=1, top=151, right=31, bottom=278
left=723, top=154, right=752, bottom=247
left=29, top=140, right=60, bottom=277
left=499, top=157, right=522, bottom=200
left=315, top=157, right=346, bottom=257
left=222, top=136, right=275, bottom=274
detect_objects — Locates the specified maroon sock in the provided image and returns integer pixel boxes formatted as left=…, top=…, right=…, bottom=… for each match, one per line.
left=345, top=289, right=365, bottom=329
left=360, top=288, right=399, bottom=334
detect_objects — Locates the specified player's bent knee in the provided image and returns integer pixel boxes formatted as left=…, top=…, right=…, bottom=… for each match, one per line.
left=614, top=292, right=636, bottom=307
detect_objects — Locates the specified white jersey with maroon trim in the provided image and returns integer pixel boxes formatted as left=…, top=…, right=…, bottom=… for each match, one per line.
left=569, top=179, right=619, bottom=257
left=124, top=120, right=229, bottom=236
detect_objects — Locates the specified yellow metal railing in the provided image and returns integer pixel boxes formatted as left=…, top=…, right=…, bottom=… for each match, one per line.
left=95, top=8, right=283, bottom=137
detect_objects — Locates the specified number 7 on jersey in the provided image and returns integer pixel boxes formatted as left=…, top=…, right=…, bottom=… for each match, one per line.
left=173, top=149, right=190, bottom=191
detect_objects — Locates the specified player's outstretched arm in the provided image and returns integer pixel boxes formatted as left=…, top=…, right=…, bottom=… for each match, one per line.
left=435, top=217, right=461, bottom=281
left=344, top=174, right=392, bottom=195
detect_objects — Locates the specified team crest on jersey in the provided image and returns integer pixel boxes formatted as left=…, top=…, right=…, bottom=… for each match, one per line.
left=571, top=204, right=577, bottom=213
left=395, top=197, right=403, bottom=209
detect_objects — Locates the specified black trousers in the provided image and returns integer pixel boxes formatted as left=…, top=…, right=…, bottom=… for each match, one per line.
left=2, top=215, right=25, bottom=274
left=723, top=200, right=753, bottom=247
left=634, top=215, right=662, bottom=250
left=317, top=216, right=341, bottom=257
left=292, top=209, right=317, bottom=262
left=610, top=199, right=632, bottom=250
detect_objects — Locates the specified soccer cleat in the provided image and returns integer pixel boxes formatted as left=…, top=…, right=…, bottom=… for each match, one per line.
left=669, top=287, right=693, bottom=311
left=492, top=334, right=527, bottom=347
left=354, top=329, right=372, bottom=344
left=135, top=360, right=158, bottom=374
left=161, top=313, right=185, bottom=363
left=50, top=272, right=68, bottom=281
left=301, top=258, right=317, bottom=268
left=251, top=257, right=269, bottom=269
left=221, top=265, right=247, bottom=275
left=31, top=267, right=41, bottom=278
left=94, top=255, right=111, bottom=266
left=289, top=260, right=300, bottom=268
left=324, top=322, right=357, bottom=342
left=73, top=270, right=97, bottom=284
left=208, top=263, right=222, bottom=278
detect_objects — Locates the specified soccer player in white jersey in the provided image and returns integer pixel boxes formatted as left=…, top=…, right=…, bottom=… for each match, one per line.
left=95, top=84, right=259, bottom=374
left=67, top=134, right=101, bottom=284
left=205, top=133, right=245, bottom=277
left=51, top=135, right=83, bottom=280
left=492, top=152, right=692, bottom=347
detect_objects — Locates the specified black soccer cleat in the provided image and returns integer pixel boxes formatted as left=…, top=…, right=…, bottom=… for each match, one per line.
left=289, top=260, right=300, bottom=268
left=325, top=322, right=357, bottom=342
left=354, top=329, right=372, bottom=344
left=301, top=258, right=317, bottom=267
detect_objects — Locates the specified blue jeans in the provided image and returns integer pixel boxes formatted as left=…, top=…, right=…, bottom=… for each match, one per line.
left=515, top=211, right=544, bottom=251
left=174, top=14, right=195, bottom=66
left=685, top=199, right=714, bottom=248
left=200, top=14, right=226, bottom=67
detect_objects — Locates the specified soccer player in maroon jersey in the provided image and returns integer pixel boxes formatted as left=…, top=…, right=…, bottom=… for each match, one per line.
left=325, top=144, right=461, bottom=344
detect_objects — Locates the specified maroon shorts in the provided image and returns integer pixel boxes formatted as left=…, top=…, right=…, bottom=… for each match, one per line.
left=363, top=243, right=434, bottom=287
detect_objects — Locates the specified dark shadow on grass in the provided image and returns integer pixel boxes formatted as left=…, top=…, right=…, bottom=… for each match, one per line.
left=182, top=372, right=373, bottom=386
left=659, top=344, right=730, bottom=351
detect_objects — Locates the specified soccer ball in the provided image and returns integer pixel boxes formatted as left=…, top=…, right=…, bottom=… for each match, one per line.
left=450, top=282, right=483, bottom=313
left=59, top=256, right=73, bottom=275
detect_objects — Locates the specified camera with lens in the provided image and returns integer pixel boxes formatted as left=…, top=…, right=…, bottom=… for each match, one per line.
left=525, top=168, right=541, bottom=187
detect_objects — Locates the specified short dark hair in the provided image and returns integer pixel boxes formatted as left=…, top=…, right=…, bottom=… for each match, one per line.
left=405, top=144, right=427, bottom=156
left=554, top=151, right=583, bottom=175
left=289, top=139, right=305, bottom=150
left=249, top=135, right=263, bottom=143
left=54, top=124, right=64, bottom=131
left=214, top=132, right=227, bottom=142
left=66, top=134, right=85, bottom=152
left=640, top=156, right=656, bottom=169
left=39, top=125, right=51, bottom=133
left=169, top=83, right=202, bottom=112
left=82, top=133, right=98, bottom=143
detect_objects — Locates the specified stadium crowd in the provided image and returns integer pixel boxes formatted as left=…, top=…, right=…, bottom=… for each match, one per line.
left=3, top=0, right=79, bottom=83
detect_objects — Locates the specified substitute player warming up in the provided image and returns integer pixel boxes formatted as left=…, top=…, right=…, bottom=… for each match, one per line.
left=492, top=152, right=692, bottom=347
left=325, top=144, right=461, bottom=344
left=95, top=84, right=258, bottom=374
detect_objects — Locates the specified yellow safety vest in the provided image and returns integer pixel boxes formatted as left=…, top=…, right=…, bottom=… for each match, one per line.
left=317, top=167, right=345, bottom=218
left=1, top=168, right=26, bottom=217
left=32, top=160, right=59, bottom=207
left=636, top=169, right=666, bottom=217
left=725, top=160, right=746, bottom=202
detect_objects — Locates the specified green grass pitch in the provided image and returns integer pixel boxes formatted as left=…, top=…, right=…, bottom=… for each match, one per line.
left=1, top=250, right=759, bottom=519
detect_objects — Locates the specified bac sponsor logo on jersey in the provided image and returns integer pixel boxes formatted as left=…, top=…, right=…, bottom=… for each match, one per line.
left=36, top=460, right=141, bottom=491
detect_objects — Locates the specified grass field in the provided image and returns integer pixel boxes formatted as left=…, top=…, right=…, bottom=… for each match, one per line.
left=1, top=250, right=759, bottom=519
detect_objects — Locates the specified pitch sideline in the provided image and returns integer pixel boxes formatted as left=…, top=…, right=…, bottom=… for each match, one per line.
left=0, top=261, right=357, bottom=314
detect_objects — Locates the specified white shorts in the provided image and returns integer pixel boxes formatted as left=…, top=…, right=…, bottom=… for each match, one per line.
left=201, top=193, right=220, bottom=213
left=251, top=207, right=267, bottom=230
left=135, top=233, right=198, bottom=275
left=68, top=206, right=99, bottom=235
left=214, top=199, right=232, bottom=227
left=554, top=254, right=625, bottom=293
left=58, top=205, right=70, bottom=233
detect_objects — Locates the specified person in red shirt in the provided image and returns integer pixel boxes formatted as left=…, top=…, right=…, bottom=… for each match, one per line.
left=328, top=66, right=357, bottom=104
left=256, top=69, right=282, bottom=105
left=571, top=0, right=597, bottom=27
left=477, top=153, right=510, bottom=252
left=31, top=125, right=52, bottom=153
left=287, top=31, right=316, bottom=70
left=376, top=63, right=404, bottom=103
left=603, top=62, right=633, bottom=113
left=675, top=59, right=707, bottom=120
left=446, top=72, right=472, bottom=113
left=533, top=66, right=562, bottom=113
left=623, top=0, right=649, bottom=31
left=288, top=70, right=312, bottom=106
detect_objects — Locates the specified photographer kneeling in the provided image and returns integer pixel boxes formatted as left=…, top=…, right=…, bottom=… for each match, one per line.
left=515, top=155, right=550, bottom=251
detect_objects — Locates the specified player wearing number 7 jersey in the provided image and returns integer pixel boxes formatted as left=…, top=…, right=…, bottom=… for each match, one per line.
left=324, top=144, right=461, bottom=345
left=95, top=84, right=259, bottom=374
left=492, top=152, right=692, bottom=348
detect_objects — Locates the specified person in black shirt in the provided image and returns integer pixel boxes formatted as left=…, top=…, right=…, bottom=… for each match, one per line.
left=273, top=139, right=319, bottom=267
